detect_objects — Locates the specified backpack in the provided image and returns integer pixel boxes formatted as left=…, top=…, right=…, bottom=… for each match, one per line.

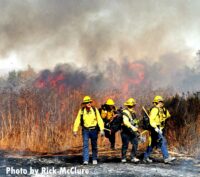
left=110, top=108, right=137, bottom=133
left=80, top=107, right=99, bottom=130
left=142, top=107, right=159, bottom=130
left=109, top=107, right=124, bottom=132
left=99, top=104, right=113, bottom=125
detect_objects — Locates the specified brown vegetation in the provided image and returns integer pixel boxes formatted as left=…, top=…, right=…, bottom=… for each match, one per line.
left=0, top=66, right=199, bottom=155
left=0, top=86, right=199, bottom=155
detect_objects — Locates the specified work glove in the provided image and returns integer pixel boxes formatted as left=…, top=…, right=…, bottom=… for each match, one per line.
left=113, top=114, right=118, bottom=118
left=136, top=131, right=140, bottom=138
left=139, top=134, right=146, bottom=143
left=105, top=123, right=110, bottom=127
left=131, top=125, right=138, bottom=132
left=155, top=127, right=162, bottom=134
left=100, top=130, right=105, bottom=137
left=73, top=131, right=77, bottom=137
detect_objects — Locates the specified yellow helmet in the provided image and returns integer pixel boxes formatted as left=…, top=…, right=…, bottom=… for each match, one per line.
left=124, top=98, right=136, bottom=106
left=82, top=96, right=92, bottom=103
left=106, top=98, right=115, bottom=106
left=153, top=95, right=164, bottom=103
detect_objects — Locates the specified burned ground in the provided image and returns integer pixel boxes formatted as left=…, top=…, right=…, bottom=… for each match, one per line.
left=0, top=148, right=199, bottom=177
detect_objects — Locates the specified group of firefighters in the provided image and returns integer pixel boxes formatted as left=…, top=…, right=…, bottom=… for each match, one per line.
left=73, top=95, right=176, bottom=165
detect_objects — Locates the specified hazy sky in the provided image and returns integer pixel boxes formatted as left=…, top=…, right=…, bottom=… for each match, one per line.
left=0, top=0, right=200, bottom=75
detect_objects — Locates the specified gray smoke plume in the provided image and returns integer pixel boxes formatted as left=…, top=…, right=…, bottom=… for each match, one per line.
left=0, top=0, right=200, bottom=91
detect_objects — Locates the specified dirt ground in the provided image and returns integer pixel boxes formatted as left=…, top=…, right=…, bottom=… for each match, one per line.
left=0, top=148, right=199, bottom=177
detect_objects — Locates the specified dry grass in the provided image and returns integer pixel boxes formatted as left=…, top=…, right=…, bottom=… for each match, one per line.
left=165, top=94, right=200, bottom=155
left=0, top=88, right=199, bottom=155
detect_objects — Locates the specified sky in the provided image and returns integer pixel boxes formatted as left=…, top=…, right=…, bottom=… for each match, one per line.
left=0, top=0, right=200, bottom=90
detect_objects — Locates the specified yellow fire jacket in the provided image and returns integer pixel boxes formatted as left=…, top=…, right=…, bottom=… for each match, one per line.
left=122, top=108, right=139, bottom=128
left=73, top=107, right=104, bottom=132
left=149, top=107, right=171, bottom=130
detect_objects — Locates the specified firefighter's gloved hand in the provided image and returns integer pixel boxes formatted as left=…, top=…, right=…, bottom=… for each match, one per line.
left=100, top=130, right=105, bottom=137
left=155, top=128, right=162, bottom=134
left=136, top=131, right=140, bottom=138
left=106, top=123, right=110, bottom=127
left=131, top=125, right=138, bottom=132
left=139, top=135, right=146, bottom=143
left=73, top=131, right=77, bottom=137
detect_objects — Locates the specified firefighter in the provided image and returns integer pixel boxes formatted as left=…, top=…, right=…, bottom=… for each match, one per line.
left=143, top=95, right=176, bottom=163
left=121, top=98, right=140, bottom=163
left=73, top=96, right=105, bottom=165
left=99, top=98, right=118, bottom=150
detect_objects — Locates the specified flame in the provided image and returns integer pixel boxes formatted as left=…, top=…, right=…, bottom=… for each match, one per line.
left=35, top=80, right=46, bottom=88
left=121, top=63, right=145, bottom=93
left=48, top=73, right=65, bottom=87
left=34, top=62, right=145, bottom=97
left=34, top=72, right=66, bottom=90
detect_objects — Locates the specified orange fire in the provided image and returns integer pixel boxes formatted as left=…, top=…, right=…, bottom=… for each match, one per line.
left=121, top=63, right=145, bottom=93
left=34, top=62, right=145, bottom=96
left=48, top=73, right=65, bottom=87
left=34, top=72, right=66, bottom=92
left=35, top=80, right=46, bottom=88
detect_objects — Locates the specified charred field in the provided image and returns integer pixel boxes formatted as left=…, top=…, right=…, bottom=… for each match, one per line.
left=0, top=148, right=199, bottom=177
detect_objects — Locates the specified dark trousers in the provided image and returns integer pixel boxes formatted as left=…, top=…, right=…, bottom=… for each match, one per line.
left=105, top=129, right=115, bottom=148
left=121, top=131, right=138, bottom=159
left=82, top=128, right=98, bottom=162
left=144, top=129, right=169, bottom=159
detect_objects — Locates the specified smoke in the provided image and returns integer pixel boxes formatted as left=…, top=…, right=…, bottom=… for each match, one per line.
left=0, top=0, right=200, bottom=91
left=32, top=57, right=199, bottom=93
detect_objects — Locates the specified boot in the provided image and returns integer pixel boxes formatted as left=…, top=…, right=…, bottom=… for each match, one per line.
left=164, top=156, right=176, bottom=163
left=143, top=157, right=153, bottom=163
left=83, top=161, right=88, bottom=165
left=121, top=159, right=127, bottom=163
left=92, top=160, right=98, bottom=165
left=131, top=157, right=140, bottom=163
